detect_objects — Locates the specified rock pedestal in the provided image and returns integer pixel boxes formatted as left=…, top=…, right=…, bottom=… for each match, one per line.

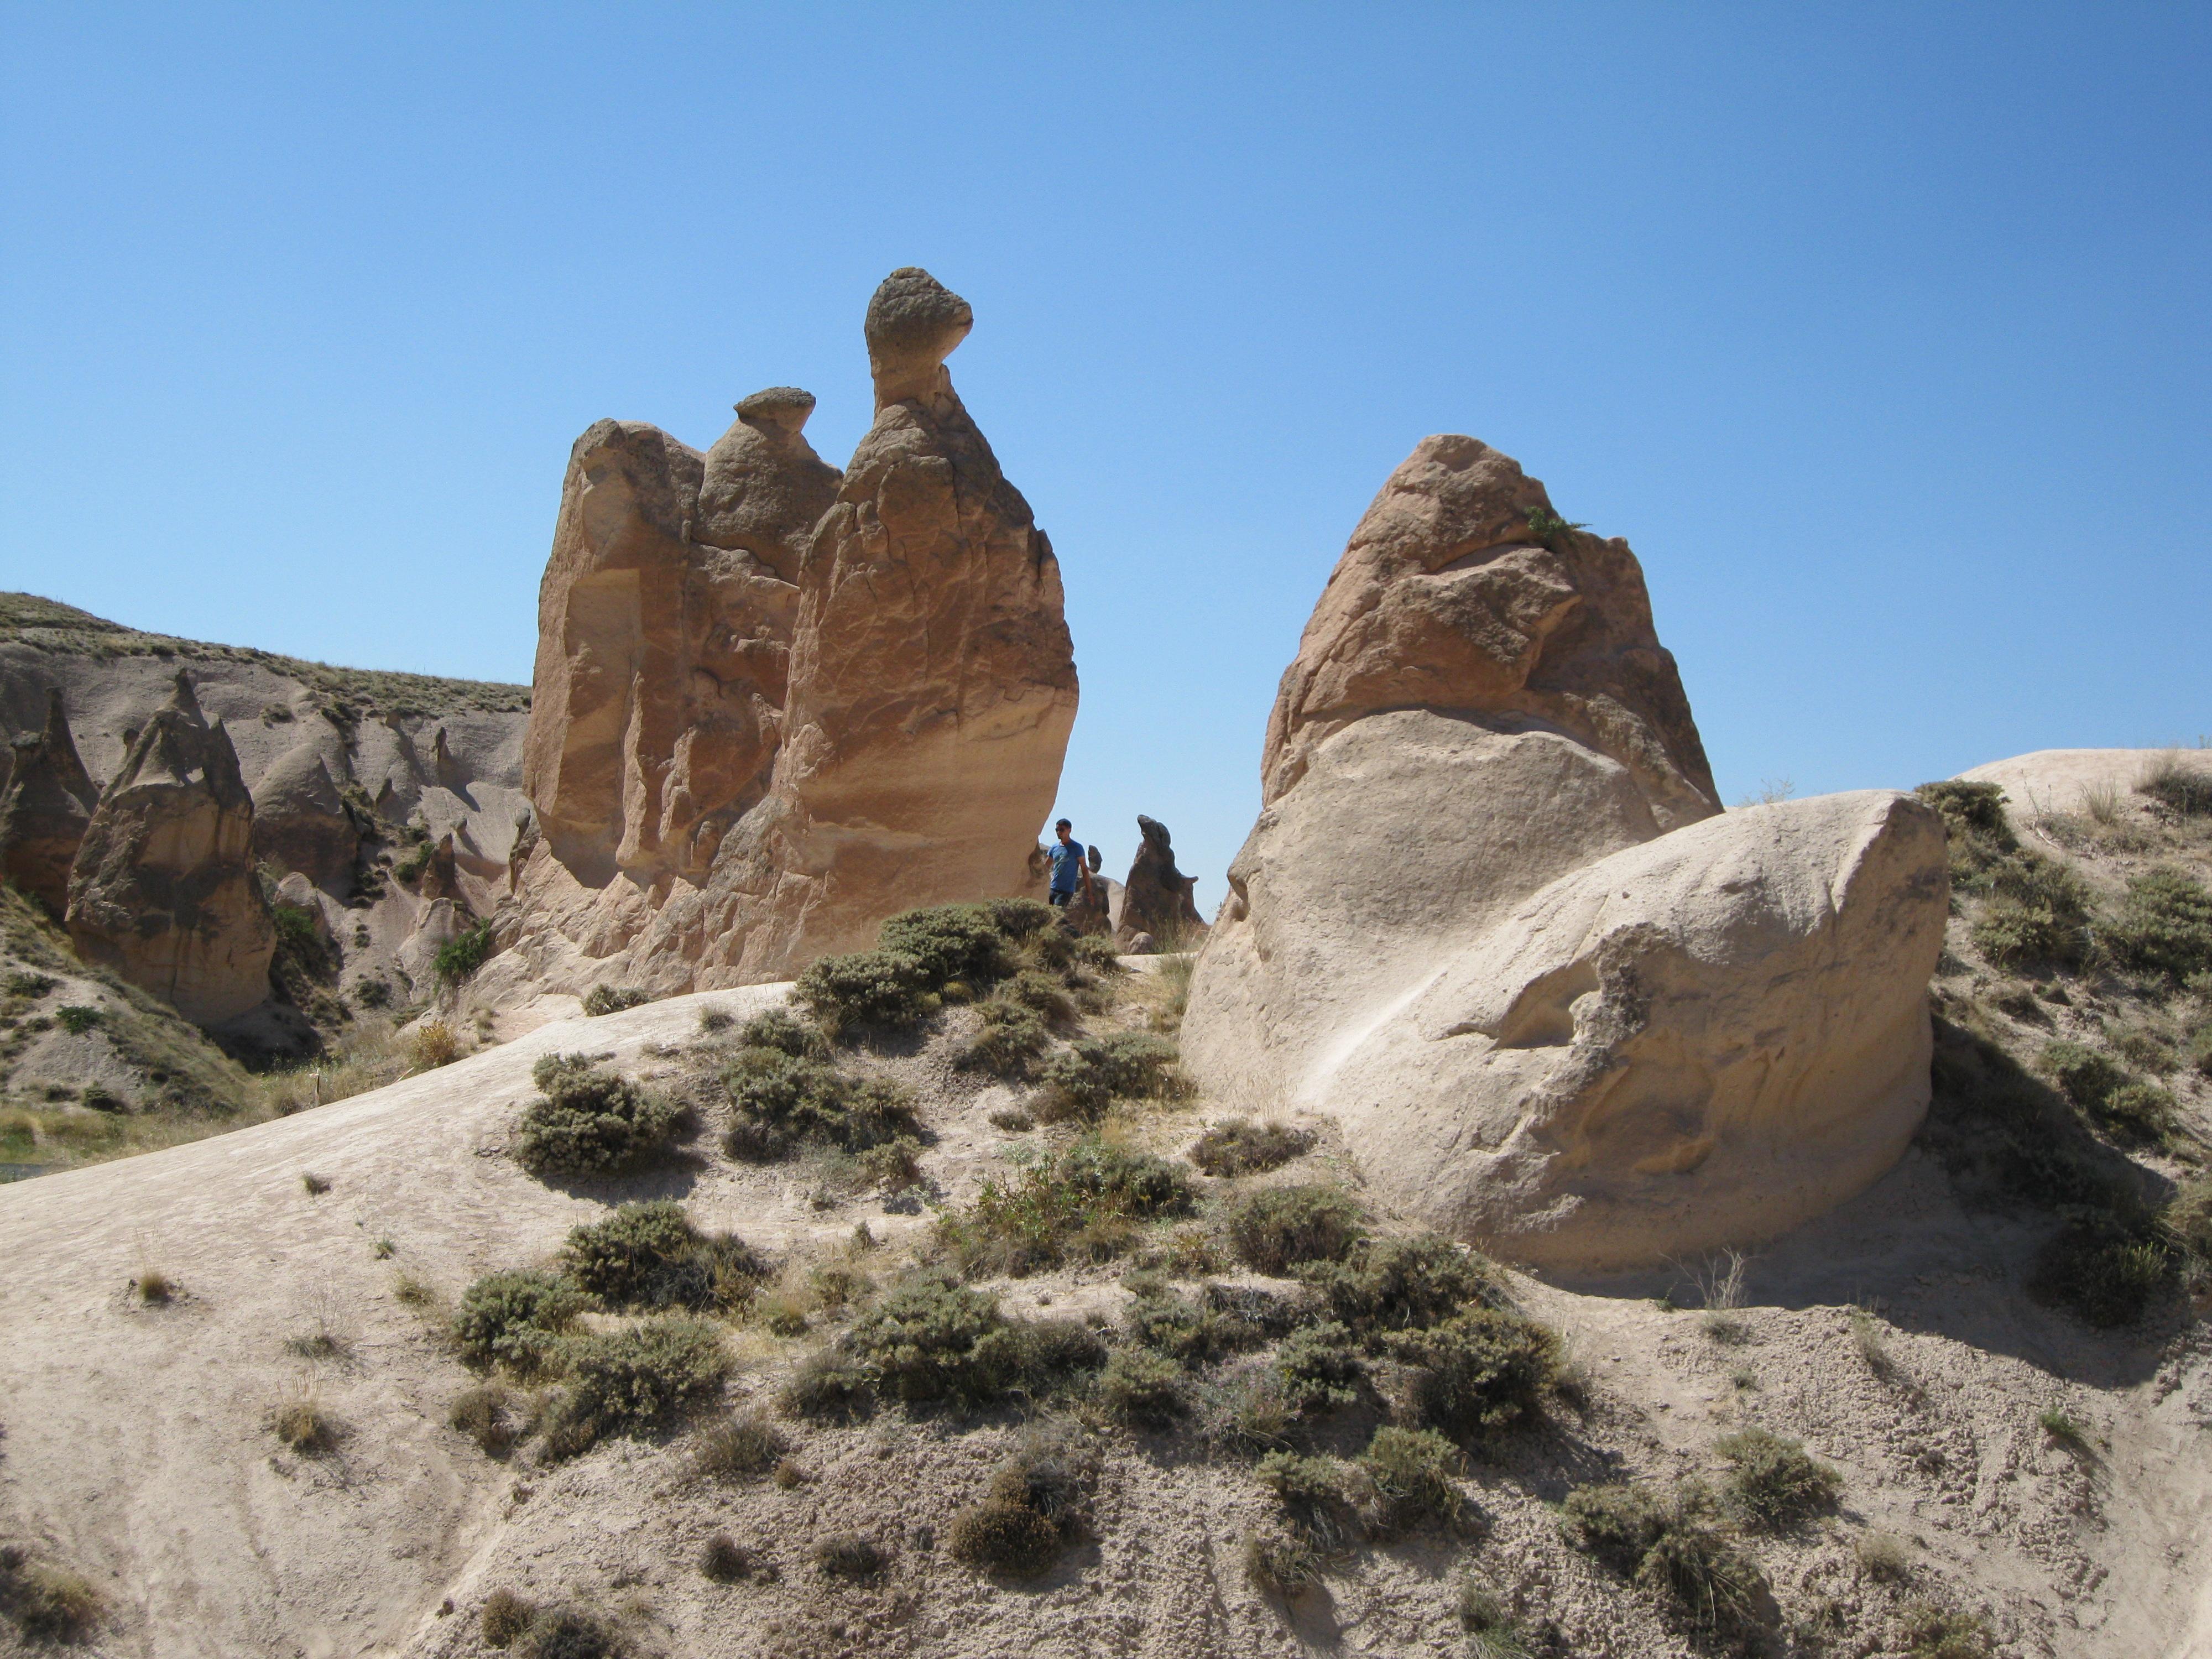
left=66, top=674, right=274, bottom=1025
left=1116, top=815, right=1206, bottom=948
left=0, top=688, right=98, bottom=915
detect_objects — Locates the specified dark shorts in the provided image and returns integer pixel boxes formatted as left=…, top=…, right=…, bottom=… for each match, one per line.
left=1048, top=889, right=1074, bottom=907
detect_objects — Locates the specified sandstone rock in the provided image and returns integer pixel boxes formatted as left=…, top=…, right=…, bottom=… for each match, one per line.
left=685, top=268, right=1079, bottom=973
left=1185, top=437, right=1718, bottom=1106
left=66, top=674, right=274, bottom=1025
left=0, top=688, right=98, bottom=914
left=522, top=403, right=829, bottom=888
left=1117, top=814, right=1206, bottom=947
left=251, top=732, right=358, bottom=893
left=1326, top=791, right=1949, bottom=1271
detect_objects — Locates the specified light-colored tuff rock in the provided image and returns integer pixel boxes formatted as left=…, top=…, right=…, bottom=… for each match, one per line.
left=65, top=674, right=275, bottom=1025
left=1117, top=814, right=1206, bottom=947
left=521, top=401, right=832, bottom=888
left=1185, top=436, right=1718, bottom=1107
left=250, top=727, right=358, bottom=890
left=0, top=687, right=98, bottom=914
left=1329, top=790, right=1949, bottom=1271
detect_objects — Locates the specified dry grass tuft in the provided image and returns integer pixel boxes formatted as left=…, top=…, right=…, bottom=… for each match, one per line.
left=1856, top=1530, right=1912, bottom=1583
left=404, top=1018, right=462, bottom=1072
left=0, top=1545, right=106, bottom=1640
left=270, top=1386, right=342, bottom=1455
left=135, top=1267, right=173, bottom=1305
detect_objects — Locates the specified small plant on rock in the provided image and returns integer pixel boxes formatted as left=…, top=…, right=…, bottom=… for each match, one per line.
left=562, top=1201, right=766, bottom=1312
left=1223, top=1184, right=1365, bottom=1274
left=514, top=1055, right=682, bottom=1177
left=1191, top=1117, right=1316, bottom=1177
left=433, top=922, right=494, bottom=985
left=454, top=1269, right=589, bottom=1373
left=1715, top=1426, right=1843, bottom=1530
left=540, top=1317, right=730, bottom=1457
left=581, top=984, right=650, bottom=1016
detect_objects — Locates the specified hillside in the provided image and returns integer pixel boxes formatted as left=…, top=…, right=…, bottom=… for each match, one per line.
left=2, top=766, right=2208, bottom=1659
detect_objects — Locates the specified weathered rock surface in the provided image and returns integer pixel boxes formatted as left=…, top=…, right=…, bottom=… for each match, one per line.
left=66, top=675, right=275, bottom=1025
left=1329, top=791, right=1948, bottom=1271
left=250, top=728, right=358, bottom=891
left=522, top=399, right=832, bottom=888
left=0, top=688, right=98, bottom=914
left=1116, top=814, right=1207, bottom=948
left=1185, top=436, right=1719, bottom=1107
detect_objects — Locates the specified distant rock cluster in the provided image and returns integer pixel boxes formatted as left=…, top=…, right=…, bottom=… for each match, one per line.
left=1183, top=436, right=1949, bottom=1271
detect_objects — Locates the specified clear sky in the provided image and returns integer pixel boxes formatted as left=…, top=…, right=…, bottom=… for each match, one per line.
left=3, top=3, right=2206, bottom=902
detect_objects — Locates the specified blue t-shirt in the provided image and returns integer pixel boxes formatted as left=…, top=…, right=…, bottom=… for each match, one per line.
left=1047, top=839, right=1085, bottom=894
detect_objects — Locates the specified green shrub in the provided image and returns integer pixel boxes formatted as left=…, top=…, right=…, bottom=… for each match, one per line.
left=998, top=967, right=1077, bottom=1025
left=514, top=1058, right=682, bottom=1177
left=793, top=949, right=935, bottom=1034
left=581, top=984, right=649, bottom=1016
left=735, top=1006, right=826, bottom=1058
left=1914, top=780, right=2016, bottom=883
left=1256, top=1449, right=1346, bottom=1506
left=1100, top=1347, right=1185, bottom=1426
left=2030, top=1217, right=2169, bottom=1327
left=2101, top=1081, right=2179, bottom=1145
left=1224, top=1185, right=1366, bottom=1274
left=956, top=998, right=1050, bottom=1077
left=1191, top=1117, right=1316, bottom=1177
left=942, top=1139, right=1196, bottom=1275
left=1241, top=1529, right=1323, bottom=1599
left=947, top=1422, right=1095, bottom=1577
left=454, top=1269, right=588, bottom=1372
left=1387, top=1306, right=1558, bottom=1434
left=0, top=1546, right=105, bottom=1640
left=778, top=1348, right=874, bottom=1422
left=3, top=971, right=56, bottom=997
left=562, top=1201, right=766, bottom=1311
left=878, top=903, right=1021, bottom=985
left=434, top=922, right=495, bottom=985
left=2138, top=753, right=2212, bottom=817
left=721, top=1046, right=919, bottom=1161
left=1970, top=850, right=2096, bottom=968
left=480, top=1588, right=534, bottom=1646
left=1715, top=1426, right=1843, bottom=1530
left=1455, top=1579, right=1531, bottom=1659
left=1634, top=1514, right=1765, bottom=1644
left=2169, top=1174, right=2212, bottom=1268
left=1274, top=1321, right=1363, bottom=1412
left=838, top=1276, right=1105, bottom=1408
left=690, top=1411, right=791, bottom=1482
left=1304, top=1233, right=1494, bottom=1338
left=2108, top=867, right=2212, bottom=981
left=55, top=1003, right=101, bottom=1035
left=1032, top=1031, right=1183, bottom=1121
left=543, top=1317, right=730, bottom=1455
left=1559, top=1482, right=1670, bottom=1572
left=1897, top=1603, right=1998, bottom=1658
left=1357, top=1425, right=1462, bottom=1535
left=1126, top=1289, right=1259, bottom=1366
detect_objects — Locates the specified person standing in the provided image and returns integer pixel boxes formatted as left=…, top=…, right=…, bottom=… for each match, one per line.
left=1046, top=818, right=1086, bottom=908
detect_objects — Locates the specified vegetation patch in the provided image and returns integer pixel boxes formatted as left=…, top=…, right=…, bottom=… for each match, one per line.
left=1031, top=1031, right=1182, bottom=1122
left=1356, top=1425, right=1463, bottom=1536
left=433, top=922, right=494, bottom=985
left=1304, top=1233, right=1495, bottom=1338
left=956, top=996, right=1050, bottom=1077
left=1099, top=1347, right=1185, bottom=1426
left=1223, top=1184, right=1366, bottom=1274
left=542, top=1316, right=730, bottom=1457
left=514, top=1055, right=683, bottom=1177
left=562, top=1201, right=766, bottom=1312
left=690, top=1411, right=792, bottom=1483
left=454, top=1269, right=589, bottom=1373
left=941, top=1139, right=1196, bottom=1275
left=1715, top=1426, right=1843, bottom=1530
left=1560, top=1480, right=1765, bottom=1644
left=582, top=984, right=650, bottom=1016
left=1191, top=1117, right=1316, bottom=1177
left=448, top=1383, right=528, bottom=1456
left=721, top=1044, right=918, bottom=1162
left=1273, top=1320, right=1364, bottom=1413
left=2138, top=752, right=2212, bottom=818
left=0, top=1545, right=105, bottom=1642
left=947, top=1421, right=1097, bottom=1578
left=1386, top=1305, right=1559, bottom=1435
left=2107, top=866, right=2212, bottom=982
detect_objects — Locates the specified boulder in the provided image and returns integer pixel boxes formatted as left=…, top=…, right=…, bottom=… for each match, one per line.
left=1185, top=436, right=1719, bottom=1106
left=65, top=674, right=274, bottom=1025
left=1116, top=814, right=1207, bottom=948
left=521, top=399, right=831, bottom=888
left=0, top=688, right=98, bottom=915
left=1327, top=791, right=1949, bottom=1271
left=684, top=268, right=1079, bottom=974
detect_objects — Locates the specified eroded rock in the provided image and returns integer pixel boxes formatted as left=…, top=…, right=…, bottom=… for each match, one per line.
left=1117, top=814, right=1206, bottom=948
left=0, top=688, right=98, bottom=915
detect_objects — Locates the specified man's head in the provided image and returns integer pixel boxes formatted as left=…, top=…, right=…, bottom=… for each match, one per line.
left=1055, top=818, right=1072, bottom=843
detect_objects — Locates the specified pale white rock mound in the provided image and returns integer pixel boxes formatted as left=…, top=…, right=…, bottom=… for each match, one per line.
left=1328, top=790, right=1949, bottom=1272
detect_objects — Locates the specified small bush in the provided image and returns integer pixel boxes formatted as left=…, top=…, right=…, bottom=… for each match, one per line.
left=1032, top=1031, right=1182, bottom=1121
left=701, top=1533, right=755, bottom=1583
left=1716, top=1426, right=1843, bottom=1530
left=2108, top=866, right=2212, bottom=982
left=1634, top=1514, right=1765, bottom=1645
left=1559, top=1482, right=1670, bottom=1572
left=513, top=1604, right=623, bottom=1659
left=734, top=1006, right=825, bottom=1057
left=1224, top=1185, right=1365, bottom=1274
left=1241, top=1530, right=1322, bottom=1599
left=859, top=1134, right=924, bottom=1191
left=1457, top=1580, right=1532, bottom=1659
left=0, top=1548, right=104, bottom=1640
left=2030, top=1215, right=2169, bottom=1326
left=1305, top=1233, right=1494, bottom=1338
left=3, top=971, right=56, bottom=997
left=434, top=922, right=494, bottom=985
left=1971, top=851, right=2096, bottom=969
left=1388, top=1306, right=1559, bottom=1434
left=271, top=1389, right=342, bottom=1455
left=581, top=984, right=650, bottom=1016
left=405, top=1018, right=462, bottom=1070
left=55, top=1003, right=101, bottom=1035
left=2038, top=1406, right=2090, bottom=1450
left=448, top=1383, right=527, bottom=1455
left=2138, top=752, right=2212, bottom=817
left=1897, top=1603, right=1998, bottom=1659
left=839, top=1276, right=1105, bottom=1409
left=1273, top=1321, right=1363, bottom=1412
left=721, top=1046, right=918, bottom=1161
left=1357, top=1425, right=1463, bottom=1536
left=480, top=1588, right=535, bottom=1646
left=542, top=1317, right=730, bottom=1455
left=455, top=1269, right=589, bottom=1372
left=1192, top=1117, right=1316, bottom=1177
left=1100, top=1347, right=1185, bottom=1426
left=137, top=1268, right=173, bottom=1305
left=2039, top=1040, right=2129, bottom=1113
left=1126, top=1289, right=1259, bottom=1366
left=793, top=950, right=935, bottom=1035
left=1856, top=1530, right=1912, bottom=1582
left=948, top=1426, right=1095, bottom=1579
left=563, top=1201, right=766, bottom=1312
left=301, top=1171, right=331, bottom=1194
left=696, top=1006, right=734, bottom=1034
left=1916, top=780, right=2016, bottom=881
left=778, top=1348, right=874, bottom=1422
left=942, top=1139, right=1196, bottom=1275
left=811, top=1534, right=885, bottom=1581
left=514, top=1059, right=682, bottom=1177
left=956, top=997, right=1050, bottom=1077
left=878, top=902, right=1021, bottom=985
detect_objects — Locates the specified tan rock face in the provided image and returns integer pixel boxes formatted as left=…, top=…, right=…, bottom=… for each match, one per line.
left=1118, top=815, right=1207, bottom=947
left=0, top=688, right=98, bottom=915
left=1185, top=436, right=1719, bottom=1107
left=1331, top=791, right=1948, bottom=1272
left=250, top=731, right=358, bottom=891
left=66, top=675, right=274, bottom=1025
left=523, top=401, right=835, bottom=889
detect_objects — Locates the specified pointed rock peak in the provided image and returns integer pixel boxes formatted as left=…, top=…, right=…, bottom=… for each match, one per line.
left=40, top=686, right=70, bottom=741
left=865, top=268, right=973, bottom=405
left=734, top=387, right=817, bottom=439
left=163, top=669, right=205, bottom=724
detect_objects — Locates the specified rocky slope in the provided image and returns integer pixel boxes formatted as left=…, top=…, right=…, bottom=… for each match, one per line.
left=2, top=799, right=2207, bottom=1657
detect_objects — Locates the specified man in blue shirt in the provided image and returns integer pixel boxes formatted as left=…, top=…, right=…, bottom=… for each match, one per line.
left=1046, top=818, right=1085, bottom=908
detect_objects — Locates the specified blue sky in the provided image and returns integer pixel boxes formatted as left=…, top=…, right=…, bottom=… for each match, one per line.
left=3, top=3, right=2205, bottom=901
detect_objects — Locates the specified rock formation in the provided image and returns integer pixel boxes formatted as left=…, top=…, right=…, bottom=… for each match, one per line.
left=1328, top=791, right=1947, bottom=1271
left=522, top=395, right=835, bottom=888
left=1117, top=814, right=1206, bottom=948
left=1184, top=436, right=1949, bottom=1269
left=489, top=267, right=1078, bottom=999
left=66, top=674, right=274, bottom=1025
left=1185, top=436, right=1719, bottom=1107
left=0, top=688, right=98, bottom=914
left=250, top=728, right=358, bottom=893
